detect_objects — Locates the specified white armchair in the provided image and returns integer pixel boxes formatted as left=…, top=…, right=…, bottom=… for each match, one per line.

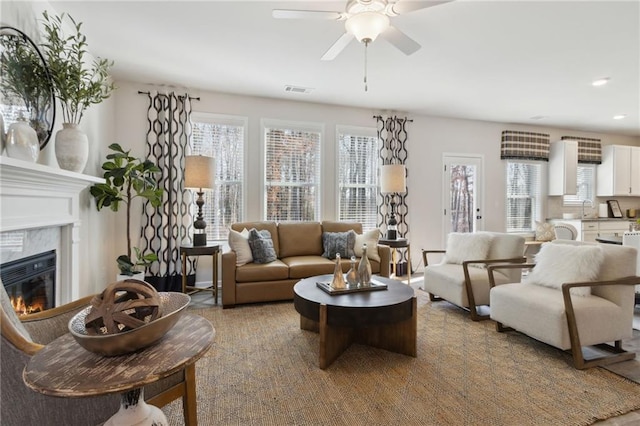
left=422, top=232, right=525, bottom=321
left=489, top=240, right=639, bottom=369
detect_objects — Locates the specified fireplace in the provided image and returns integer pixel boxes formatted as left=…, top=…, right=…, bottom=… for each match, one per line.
left=1, top=250, right=56, bottom=315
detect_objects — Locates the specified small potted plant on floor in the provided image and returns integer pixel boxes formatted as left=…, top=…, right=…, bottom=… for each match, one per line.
left=90, top=143, right=163, bottom=279
left=40, top=11, right=115, bottom=173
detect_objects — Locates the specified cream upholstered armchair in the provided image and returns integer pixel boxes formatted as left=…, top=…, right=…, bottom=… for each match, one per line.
left=489, top=240, right=639, bottom=369
left=0, top=281, right=196, bottom=425
left=422, top=232, right=525, bottom=321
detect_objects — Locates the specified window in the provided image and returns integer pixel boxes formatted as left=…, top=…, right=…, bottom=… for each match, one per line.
left=505, top=161, right=543, bottom=232
left=190, top=113, right=246, bottom=241
left=337, top=126, right=378, bottom=231
left=263, top=120, right=322, bottom=221
left=563, top=164, right=596, bottom=206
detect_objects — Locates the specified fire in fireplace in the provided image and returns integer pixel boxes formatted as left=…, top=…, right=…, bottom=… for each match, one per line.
left=1, top=251, right=56, bottom=316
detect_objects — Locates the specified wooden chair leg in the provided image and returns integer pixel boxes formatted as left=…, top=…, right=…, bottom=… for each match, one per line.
left=429, top=293, right=443, bottom=302
left=495, top=321, right=512, bottom=332
left=183, top=363, right=198, bottom=426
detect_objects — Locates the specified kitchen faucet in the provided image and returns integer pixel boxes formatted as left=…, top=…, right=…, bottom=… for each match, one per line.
left=581, top=199, right=593, bottom=218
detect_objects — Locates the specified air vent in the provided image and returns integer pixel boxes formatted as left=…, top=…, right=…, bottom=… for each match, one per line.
left=284, top=85, right=313, bottom=94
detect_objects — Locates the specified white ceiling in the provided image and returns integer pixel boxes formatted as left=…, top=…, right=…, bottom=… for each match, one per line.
left=49, top=0, right=640, bottom=136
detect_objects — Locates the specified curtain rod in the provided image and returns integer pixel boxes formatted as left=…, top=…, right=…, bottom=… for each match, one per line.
left=373, top=115, right=413, bottom=122
left=137, top=90, right=200, bottom=101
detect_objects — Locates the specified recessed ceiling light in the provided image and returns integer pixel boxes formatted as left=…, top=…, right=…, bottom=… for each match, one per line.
left=592, top=78, right=610, bottom=87
left=613, top=114, right=627, bottom=120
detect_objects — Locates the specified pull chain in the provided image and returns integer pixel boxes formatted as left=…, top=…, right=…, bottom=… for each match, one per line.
left=364, top=39, right=369, bottom=92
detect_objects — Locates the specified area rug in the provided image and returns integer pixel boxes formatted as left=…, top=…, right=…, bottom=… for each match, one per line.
left=162, top=291, right=640, bottom=425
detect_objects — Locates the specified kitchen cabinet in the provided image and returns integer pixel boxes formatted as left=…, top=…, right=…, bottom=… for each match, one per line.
left=547, top=219, right=630, bottom=242
left=549, top=140, right=578, bottom=196
left=597, top=145, right=640, bottom=196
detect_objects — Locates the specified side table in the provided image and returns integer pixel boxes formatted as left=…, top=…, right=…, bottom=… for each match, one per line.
left=181, top=244, right=221, bottom=304
left=378, top=238, right=411, bottom=284
left=23, top=313, right=215, bottom=426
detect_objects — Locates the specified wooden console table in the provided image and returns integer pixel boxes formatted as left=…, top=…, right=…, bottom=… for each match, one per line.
left=24, top=313, right=214, bottom=426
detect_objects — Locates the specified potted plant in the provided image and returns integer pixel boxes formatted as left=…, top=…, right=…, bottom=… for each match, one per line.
left=90, top=143, right=163, bottom=277
left=40, top=11, right=115, bottom=173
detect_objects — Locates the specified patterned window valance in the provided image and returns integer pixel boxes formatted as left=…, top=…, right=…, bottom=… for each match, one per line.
left=500, top=131, right=550, bottom=161
left=560, top=136, right=602, bottom=164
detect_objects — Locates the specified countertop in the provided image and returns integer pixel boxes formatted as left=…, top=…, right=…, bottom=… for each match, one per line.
left=547, top=217, right=633, bottom=222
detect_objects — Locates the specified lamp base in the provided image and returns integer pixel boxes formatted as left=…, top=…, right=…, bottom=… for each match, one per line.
left=386, top=229, right=397, bottom=240
left=193, top=234, right=207, bottom=247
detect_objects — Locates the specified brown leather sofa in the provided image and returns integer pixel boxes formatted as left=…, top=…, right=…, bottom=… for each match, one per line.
left=221, top=221, right=391, bottom=308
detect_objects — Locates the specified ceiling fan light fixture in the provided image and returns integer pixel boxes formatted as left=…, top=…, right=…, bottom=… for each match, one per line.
left=345, top=11, right=390, bottom=42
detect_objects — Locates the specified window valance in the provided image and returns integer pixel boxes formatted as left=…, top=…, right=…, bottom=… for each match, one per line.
left=560, top=136, right=602, bottom=164
left=500, top=130, right=550, bottom=161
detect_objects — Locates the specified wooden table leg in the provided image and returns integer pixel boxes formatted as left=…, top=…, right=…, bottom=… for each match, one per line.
left=181, top=252, right=187, bottom=293
left=212, top=251, right=218, bottom=304
left=319, top=304, right=353, bottom=370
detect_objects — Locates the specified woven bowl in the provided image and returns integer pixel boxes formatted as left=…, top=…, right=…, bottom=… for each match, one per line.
left=69, top=292, right=190, bottom=356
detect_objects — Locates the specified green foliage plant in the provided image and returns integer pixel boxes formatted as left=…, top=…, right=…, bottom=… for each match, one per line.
left=90, top=143, right=163, bottom=275
left=40, top=11, right=115, bottom=124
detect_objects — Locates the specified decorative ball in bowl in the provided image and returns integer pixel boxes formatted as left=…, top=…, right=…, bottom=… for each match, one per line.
left=68, top=279, right=190, bottom=356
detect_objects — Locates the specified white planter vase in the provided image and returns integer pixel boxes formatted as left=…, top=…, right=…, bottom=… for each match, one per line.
left=6, top=116, right=39, bottom=162
left=55, top=123, right=89, bottom=173
left=117, top=272, right=146, bottom=282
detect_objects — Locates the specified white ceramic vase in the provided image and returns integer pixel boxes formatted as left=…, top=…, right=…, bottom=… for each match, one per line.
left=6, top=115, right=39, bottom=162
left=55, top=123, right=89, bottom=173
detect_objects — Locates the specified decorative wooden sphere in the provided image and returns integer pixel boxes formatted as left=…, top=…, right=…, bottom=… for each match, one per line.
left=84, top=279, right=162, bottom=335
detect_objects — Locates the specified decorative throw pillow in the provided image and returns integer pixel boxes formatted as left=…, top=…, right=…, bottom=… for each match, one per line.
left=354, top=229, right=381, bottom=262
left=247, top=229, right=277, bottom=264
left=535, top=221, right=556, bottom=242
left=322, top=230, right=356, bottom=259
left=228, top=228, right=253, bottom=266
left=526, top=243, right=604, bottom=297
left=443, top=232, right=493, bottom=265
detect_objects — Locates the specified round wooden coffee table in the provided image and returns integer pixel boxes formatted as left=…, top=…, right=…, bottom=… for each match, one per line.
left=293, top=275, right=416, bottom=369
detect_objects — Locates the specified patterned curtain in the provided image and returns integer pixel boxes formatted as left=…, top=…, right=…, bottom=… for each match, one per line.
left=139, top=91, right=196, bottom=291
left=500, top=130, right=550, bottom=161
left=561, top=136, right=602, bottom=164
left=374, top=115, right=411, bottom=268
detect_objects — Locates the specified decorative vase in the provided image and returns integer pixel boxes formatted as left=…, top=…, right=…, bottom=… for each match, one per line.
left=330, top=253, right=346, bottom=289
left=55, top=123, right=89, bottom=172
left=6, top=115, right=39, bottom=162
left=346, top=256, right=358, bottom=288
left=0, top=112, right=6, bottom=153
left=357, top=244, right=372, bottom=287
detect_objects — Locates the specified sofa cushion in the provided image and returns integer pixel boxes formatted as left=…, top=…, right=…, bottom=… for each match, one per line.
left=248, top=229, right=277, bottom=264
left=444, top=232, right=493, bottom=265
left=282, top=255, right=335, bottom=279
left=322, top=221, right=363, bottom=234
left=322, top=230, right=356, bottom=259
left=236, top=259, right=289, bottom=282
left=232, top=221, right=279, bottom=257
left=278, top=222, right=323, bottom=258
left=228, top=228, right=252, bottom=266
left=354, top=229, right=381, bottom=262
left=526, top=243, right=604, bottom=297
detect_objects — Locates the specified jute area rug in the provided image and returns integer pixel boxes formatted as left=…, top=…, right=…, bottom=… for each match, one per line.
left=162, top=290, right=640, bottom=425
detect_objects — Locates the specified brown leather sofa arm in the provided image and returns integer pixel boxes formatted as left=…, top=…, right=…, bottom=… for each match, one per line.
left=377, top=245, right=391, bottom=278
left=422, top=249, right=446, bottom=267
left=221, top=251, right=237, bottom=308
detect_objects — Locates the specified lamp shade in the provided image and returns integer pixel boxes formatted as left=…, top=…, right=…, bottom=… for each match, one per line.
left=345, top=11, right=390, bottom=42
left=380, top=164, right=406, bottom=194
left=185, top=155, right=215, bottom=189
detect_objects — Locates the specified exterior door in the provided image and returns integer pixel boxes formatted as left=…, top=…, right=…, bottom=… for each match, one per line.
left=442, top=155, right=484, bottom=242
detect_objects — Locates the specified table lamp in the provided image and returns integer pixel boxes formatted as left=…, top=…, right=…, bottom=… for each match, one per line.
left=185, top=155, right=215, bottom=246
left=380, top=164, right=406, bottom=240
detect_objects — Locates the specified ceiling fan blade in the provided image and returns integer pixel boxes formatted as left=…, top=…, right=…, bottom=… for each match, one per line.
left=388, top=0, right=453, bottom=16
left=321, top=32, right=355, bottom=61
left=272, top=9, right=344, bottom=20
left=380, top=26, right=421, bottom=55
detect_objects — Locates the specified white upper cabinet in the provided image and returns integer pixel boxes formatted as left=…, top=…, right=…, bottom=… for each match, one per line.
left=549, top=140, right=578, bottom=196
left=597, top=145, right=640, bottom=196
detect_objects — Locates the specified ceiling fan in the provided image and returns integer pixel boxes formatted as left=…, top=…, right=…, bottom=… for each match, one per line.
left=272, top=0, right=451, bottom=61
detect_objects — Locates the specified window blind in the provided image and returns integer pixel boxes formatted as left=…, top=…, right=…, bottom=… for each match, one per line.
left=506, top=161, right=542, bottom=232
left=190, top=114, right=246, bottom=241
left=264, top=123, right=321, bottom=221
left=563, top=164, right=595, bottom=206
left=337, top=128, right=378, bottom=231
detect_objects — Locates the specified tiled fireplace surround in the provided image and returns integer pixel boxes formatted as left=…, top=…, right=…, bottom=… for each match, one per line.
left=0, top=157, right=103, bottom=306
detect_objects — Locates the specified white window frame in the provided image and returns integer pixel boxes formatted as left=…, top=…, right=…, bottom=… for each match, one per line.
left=505, top=160, right=546, bottom=233
left=190, top=112, right=248, bottom=242
left=335, top=125, right=379, bottom=231
left=563, top=164, right=596, bottom=206
left=261, top=118, right=324, bottom=221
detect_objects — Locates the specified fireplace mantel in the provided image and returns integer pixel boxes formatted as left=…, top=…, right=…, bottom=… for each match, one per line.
left=0, top=156, right=105, bottom=303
